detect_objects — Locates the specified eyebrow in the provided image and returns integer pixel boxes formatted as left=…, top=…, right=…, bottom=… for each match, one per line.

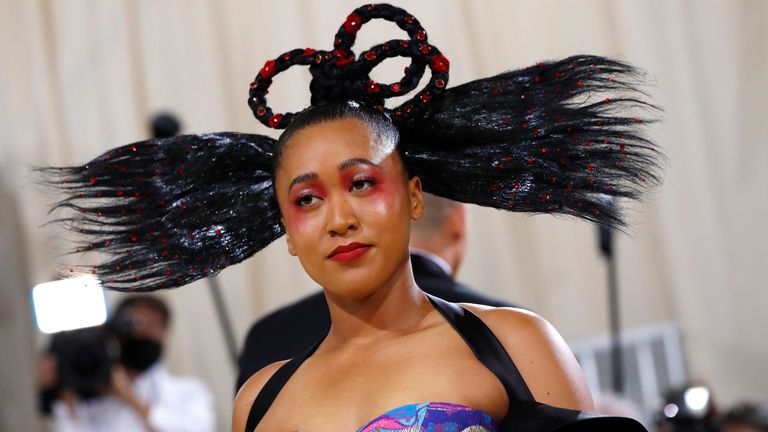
left=287, top=158, right=380, bottom=192
left=337, top=158, right=379, bottom=171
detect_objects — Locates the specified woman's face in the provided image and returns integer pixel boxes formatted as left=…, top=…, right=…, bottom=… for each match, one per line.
left=274, top=117, right=423, bottom=299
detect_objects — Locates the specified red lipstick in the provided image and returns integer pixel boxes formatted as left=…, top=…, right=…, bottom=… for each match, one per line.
left=328, top=242, right=372, bottom=262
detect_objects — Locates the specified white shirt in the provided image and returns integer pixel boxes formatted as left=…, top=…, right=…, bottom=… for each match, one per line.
left=51, top=363, right=215, bottom=432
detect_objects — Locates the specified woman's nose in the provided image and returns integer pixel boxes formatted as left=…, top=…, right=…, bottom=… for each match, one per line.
left=326, top=196, right=358, bottom=236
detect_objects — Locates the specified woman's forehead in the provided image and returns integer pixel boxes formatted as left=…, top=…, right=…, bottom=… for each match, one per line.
left=277, top=118, right=399, bottom=174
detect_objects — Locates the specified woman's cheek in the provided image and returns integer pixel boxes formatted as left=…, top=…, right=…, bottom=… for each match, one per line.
left=284, top=207, right=323, bottom=237
left=369, top=176, right=407, bottom=214
left=283, top=204, right=305, bottom=230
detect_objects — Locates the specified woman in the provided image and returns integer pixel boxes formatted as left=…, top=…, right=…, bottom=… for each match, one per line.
left=232, top=102, right=603, bottom=431
left=41, top=4, right=660, bottom=431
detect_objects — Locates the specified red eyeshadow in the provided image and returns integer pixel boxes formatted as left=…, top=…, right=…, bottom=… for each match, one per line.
left=288, top=180, right=326, bottom=205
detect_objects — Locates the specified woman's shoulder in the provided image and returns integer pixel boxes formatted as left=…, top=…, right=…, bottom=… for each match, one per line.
left=458, top=302, right=554, bottom=347
left=458, top=303, right=595, bottom=412
left=232, top=359, right=290, bottom=432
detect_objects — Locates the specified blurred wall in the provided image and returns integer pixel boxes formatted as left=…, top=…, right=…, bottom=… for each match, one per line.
left=1, top=0, right=766, bottom=430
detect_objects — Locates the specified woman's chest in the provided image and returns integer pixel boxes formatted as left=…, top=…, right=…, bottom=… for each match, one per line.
left=254, top=332, right=508, bottom=431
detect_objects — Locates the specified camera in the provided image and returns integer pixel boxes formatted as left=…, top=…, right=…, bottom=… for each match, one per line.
left=48, top=314, right=136, bottom=399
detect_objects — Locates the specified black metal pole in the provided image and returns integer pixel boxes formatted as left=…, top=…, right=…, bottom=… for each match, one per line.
left=150, top=113, right=242, bottom=367
left=150, top=114, right=240, bottom=367
left=606, top=248, right=623, bottom=393
left=207, top=277, right=239, bottom=366
left=598, top=196, right=623, bottom=394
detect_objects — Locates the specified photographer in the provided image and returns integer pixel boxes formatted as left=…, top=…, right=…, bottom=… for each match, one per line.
left=38, top=295, right=214, bottom=432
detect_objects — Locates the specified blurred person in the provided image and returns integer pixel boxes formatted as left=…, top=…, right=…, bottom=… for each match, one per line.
left=655, top=384, right=718, bottom=432
left=235, top=193, right=516, bottom=390
left=719, top=402, right=768, bottom=432
left=39, top=295, right=215, bottom=432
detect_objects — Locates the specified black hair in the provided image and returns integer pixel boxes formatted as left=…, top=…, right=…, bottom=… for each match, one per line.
left=273, top=101, right=400, bottom=173
left=113, top=295, right=171, bottom=328
left=398, top=55, right=663, bottom=227
left=38, top=132, right=282, bottom=292
left=38, top=4, right=663, bottom=292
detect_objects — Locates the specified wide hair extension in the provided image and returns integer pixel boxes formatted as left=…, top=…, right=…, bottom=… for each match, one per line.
left=39, top=133, right=281, bottom=292
left=400, top=55, right=662, bottom=228
left=38, top=4, right=664, bottom=292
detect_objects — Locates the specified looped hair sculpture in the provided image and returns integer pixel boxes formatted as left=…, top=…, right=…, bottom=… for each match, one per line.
left=247, top=3, right=450, bottom=129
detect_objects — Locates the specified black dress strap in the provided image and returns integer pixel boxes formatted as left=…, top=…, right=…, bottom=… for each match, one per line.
left=425, top=294, right=534, bottom=404
left=427, top=294, right=648, bottom=432
left=244, top=336, right=324, bottom=432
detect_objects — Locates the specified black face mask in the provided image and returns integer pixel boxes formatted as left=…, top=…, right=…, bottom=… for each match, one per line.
left=119, top=336, right=162, bottom=372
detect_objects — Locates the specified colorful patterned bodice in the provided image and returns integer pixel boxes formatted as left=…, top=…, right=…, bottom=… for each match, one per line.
left=357, top=402, right=497, bottom=432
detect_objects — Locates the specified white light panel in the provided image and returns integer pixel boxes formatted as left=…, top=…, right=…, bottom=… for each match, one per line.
left=32, top=276, right=107, bottom=333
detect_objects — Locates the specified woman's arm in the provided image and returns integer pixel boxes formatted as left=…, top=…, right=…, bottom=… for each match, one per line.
left=466, top=305, right=594, bottom=411
left=232, top=360, right=289, bottom=432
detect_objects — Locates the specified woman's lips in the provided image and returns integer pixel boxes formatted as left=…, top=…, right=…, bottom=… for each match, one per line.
left=328, top=242, right=372, bottom=262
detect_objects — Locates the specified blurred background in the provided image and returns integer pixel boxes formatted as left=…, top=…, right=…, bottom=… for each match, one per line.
left=1, top=0, right=766, bottom=431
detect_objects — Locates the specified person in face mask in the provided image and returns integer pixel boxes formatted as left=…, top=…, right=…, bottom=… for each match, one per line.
left=50, top=295, right=216, bottom=432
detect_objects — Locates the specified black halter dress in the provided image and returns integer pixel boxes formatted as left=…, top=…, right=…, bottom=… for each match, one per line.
left=245, top=294, right=647, bottom=431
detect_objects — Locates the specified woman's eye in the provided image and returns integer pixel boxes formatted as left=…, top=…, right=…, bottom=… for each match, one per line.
left=350, top=179, right=375, bottom=192
left=295, top=194, right=319, bottom=207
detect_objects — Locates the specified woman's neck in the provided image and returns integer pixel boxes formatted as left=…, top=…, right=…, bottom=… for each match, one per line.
left=321, top=258, right=432, bottom=349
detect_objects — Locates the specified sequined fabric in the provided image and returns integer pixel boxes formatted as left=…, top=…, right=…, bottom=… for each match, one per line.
left=356, top=402, right=496, bottom=432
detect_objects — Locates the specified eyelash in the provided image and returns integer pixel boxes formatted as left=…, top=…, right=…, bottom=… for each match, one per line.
left=350, top=177, right=376, bottom=192
left=293, top=178, right=376, bottom=208
left=294, top=194, right=319, bottom=207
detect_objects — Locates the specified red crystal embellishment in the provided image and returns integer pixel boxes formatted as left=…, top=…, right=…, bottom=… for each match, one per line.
left=431, top=54, right=450, bottom=73
left=269, top=114, right=282, bottom=127
left=334, top=49, right=353, bottom=66
left=367, top=80, right=381, bottom=94
left=344, top=13, right=362, bottom=34
left=259, top=59, right=276, bottom=79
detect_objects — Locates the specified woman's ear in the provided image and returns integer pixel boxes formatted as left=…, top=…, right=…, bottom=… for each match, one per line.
left=409, top=176, right=424, bottom=221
